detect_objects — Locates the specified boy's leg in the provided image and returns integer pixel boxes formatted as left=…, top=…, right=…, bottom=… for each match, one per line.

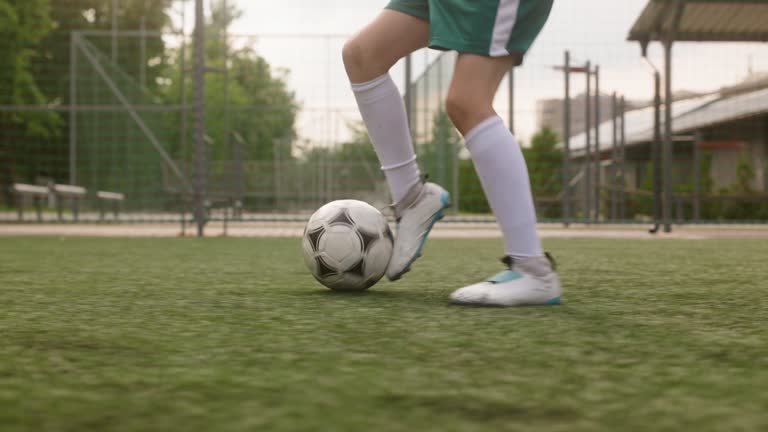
left=445, top=53, right=560, bottom=306
left=343, top=9, right=450, bottom=281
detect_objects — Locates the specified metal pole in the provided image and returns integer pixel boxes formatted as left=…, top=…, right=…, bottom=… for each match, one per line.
left=112, top=0, right=118, bottom=63
left=449, top=61, right=460, bottom=214
left=193, top=0, right=207, bottom=237
left=70, top=33, right=78, bottom=185
left=179, top=4, right=188, bottom=168
left=404, top=54, right=413, bottom=141
left=452, top=137, right=459, bottom=214
left=584, top=61, right=592, bottom=222
left=652, top=71, right=662, bottom=226
left=619, top=95, right=627, bottom=220
left=274, top=137, right=281, bottom=210
left=611, top=92, right=618, bottom=220
left=139, top=16, right=146, bottom=88
left=663, top=40, right=673, bottom=233
left=693, top=130, right=702, bottom=221
left=594, top=65, right=601, bottom=221
left=562, top=51, right=571, bottom=227
left=423, top=50, right=429, bottom=150
left=223, top=0, right=232, bottom=200
left=325, top=37, right=333, bottom=203
left=508, top=68, right=514, bottom=134
left=78, top=38, right=188, bottom=186
left=435, top=57, right=453, bottom=184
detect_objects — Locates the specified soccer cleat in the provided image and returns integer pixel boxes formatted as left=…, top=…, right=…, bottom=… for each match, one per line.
left=386, top=181, right=451, bottom=281
left=450, top=254, right=562, bottom=306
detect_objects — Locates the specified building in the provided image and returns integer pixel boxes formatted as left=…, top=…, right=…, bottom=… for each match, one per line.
left=537, top=93, right=624, bottom=140
left=564, top=72, right=768, bottom=196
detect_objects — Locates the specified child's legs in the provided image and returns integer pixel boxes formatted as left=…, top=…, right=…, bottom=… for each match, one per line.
left=343, top=9, right=429, bottom=83
left=343, top=9, right=429, bottom=203
left=445, top=53, right=516, bottom=134
left=447, top=53, right=543, bottom=258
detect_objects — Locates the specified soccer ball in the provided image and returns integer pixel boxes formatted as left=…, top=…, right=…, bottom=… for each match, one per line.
left=302, top=200, right=393, bottom=291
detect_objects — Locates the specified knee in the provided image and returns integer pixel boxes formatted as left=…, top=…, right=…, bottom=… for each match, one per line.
left=343, top=38, right=384, bottom=82
left=342, top=38, right=364, bottom=77
left=342, top=37, right=396, bottom=82
left=445, top=90, right=474, bottom=129
left=445, top=89, right=493, bottom=135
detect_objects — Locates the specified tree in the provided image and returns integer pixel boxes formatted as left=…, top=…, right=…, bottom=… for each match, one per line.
left=0, top=0, right=51, bottom=108
left=0, top=0, right=56, bottom=204
left=0, top=0, right=174, bottom=200
left=34, top=0, right=173, bottom=105
left=420, top=109, right=459, bottom=187
left=524, top=127, right=562, bottom=198
left=163, top=0, right=298, bottom=162
left=332, top=122, right=378, bottom=164
left=523, top=127, right=562, bottom=218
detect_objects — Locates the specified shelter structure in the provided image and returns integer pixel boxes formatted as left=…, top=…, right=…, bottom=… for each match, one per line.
left=628, top=0, right=768, bottom=232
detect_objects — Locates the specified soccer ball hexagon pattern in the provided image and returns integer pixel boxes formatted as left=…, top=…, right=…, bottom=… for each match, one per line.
left=302, top=200, right=393, bottom=291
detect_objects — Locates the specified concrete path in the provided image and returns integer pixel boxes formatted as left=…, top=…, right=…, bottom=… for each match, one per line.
left=2, top=222, right=767, bottom=240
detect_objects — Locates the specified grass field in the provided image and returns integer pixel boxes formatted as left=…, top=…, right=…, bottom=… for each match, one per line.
left=1, top=236, right=766, bottom=432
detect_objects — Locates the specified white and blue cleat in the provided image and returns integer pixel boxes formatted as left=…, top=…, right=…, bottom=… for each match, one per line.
left=386, top=181, right=451, bottom=281
left=450, top=254, right=562, bottom=307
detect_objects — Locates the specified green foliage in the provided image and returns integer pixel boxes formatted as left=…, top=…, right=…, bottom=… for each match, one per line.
left=439, top=125, right=567, bottom=216
left=1, top=0, right=174, bottom=205
left=735, top=151, right=756, bottom=193
left=710, top=151, right=768, bottom=220
left=0, top=0, right=51, bottom=108
left=164, top=0, right=298, bottom=162
left=419, top=110, right=460, bottom=188
left=524, top=127, right=562, bottom=218
left=623, top=162, right=654, bottom=219
left=36, top=0, right=173, bottom=103
left=0, top=0, right=55, bottom=136
left=458, top=159, right=489, bottom=213
left=0, top=0, right=58, bottom=203
left=332, top=123, right=378, bottom=164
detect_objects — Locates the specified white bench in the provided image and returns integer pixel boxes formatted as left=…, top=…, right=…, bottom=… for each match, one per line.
left=52, top=184, right=87, bottom=221
left=10, top=183, right=49, bottom=221
left=96, top=191, right=125, bottom=221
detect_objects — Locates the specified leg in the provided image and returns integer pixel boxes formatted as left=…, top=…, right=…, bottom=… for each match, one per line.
left=344, top=10, right=450, bottom=281
left=446, top=54, right=560, bottom=306
left=343, top=10, right=428, bottom=204
left=446, top=53, right=542, bottom=259
left=445, top=54, right=518, bottom=135
left=343, top=9, right=429, bottom=83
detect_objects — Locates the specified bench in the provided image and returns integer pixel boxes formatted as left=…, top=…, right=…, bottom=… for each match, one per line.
left=96, top=191, right=125, bottom=221
left=10, top=183, right=49, bottom=222
left=179, top=198, right=243, bottom=237
left=52, top=184, right=87, bottom=221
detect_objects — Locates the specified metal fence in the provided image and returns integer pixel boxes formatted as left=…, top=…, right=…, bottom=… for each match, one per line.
left=1, top=1, right=767, bottom=231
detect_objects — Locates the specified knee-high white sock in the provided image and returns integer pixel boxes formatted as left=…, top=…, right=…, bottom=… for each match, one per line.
left=351, top=74, right=420, bottom=203
left=464, top=116, right=543, bottom=259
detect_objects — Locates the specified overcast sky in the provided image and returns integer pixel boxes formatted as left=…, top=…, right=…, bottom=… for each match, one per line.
left=180, top=0, right=768, bottom=146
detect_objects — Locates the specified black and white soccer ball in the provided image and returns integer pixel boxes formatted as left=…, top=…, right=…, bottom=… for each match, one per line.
left=302, top=200, right=393, bottom=291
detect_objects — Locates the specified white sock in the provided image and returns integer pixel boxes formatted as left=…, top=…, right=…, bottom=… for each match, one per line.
left=351, top=74, right=421, bottom=203
left=464, top=116, right=543, bottom=259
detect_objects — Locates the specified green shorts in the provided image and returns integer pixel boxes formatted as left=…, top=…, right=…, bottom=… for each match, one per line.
left=386, top=0, right=553, bottom=63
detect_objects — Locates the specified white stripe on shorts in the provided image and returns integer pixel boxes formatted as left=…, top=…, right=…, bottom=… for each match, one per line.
left=489, top=0, right=521, bottom=57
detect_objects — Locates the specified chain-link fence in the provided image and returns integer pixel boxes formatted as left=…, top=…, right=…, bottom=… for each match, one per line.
left=2, top=1, right=767, bottom=228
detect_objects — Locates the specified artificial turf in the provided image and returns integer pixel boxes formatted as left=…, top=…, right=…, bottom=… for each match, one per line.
left=0, top=236, right=766, bottom=432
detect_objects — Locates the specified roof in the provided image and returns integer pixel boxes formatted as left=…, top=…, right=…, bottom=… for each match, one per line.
left=564, top=87, right=768, bottom=155
left=628, top=0, right=768, bottom=44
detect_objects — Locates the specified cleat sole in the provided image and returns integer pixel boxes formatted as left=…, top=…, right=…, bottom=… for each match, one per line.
left=387, top=191, right=451, bottom=281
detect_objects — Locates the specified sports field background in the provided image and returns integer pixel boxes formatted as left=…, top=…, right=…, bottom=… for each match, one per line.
left=2, top=236, right=766, bottom=432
